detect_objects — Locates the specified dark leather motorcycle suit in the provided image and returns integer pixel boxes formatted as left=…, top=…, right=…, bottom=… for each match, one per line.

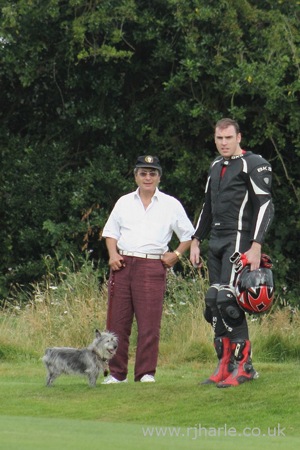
left=193, top=151, right=274, bottom=338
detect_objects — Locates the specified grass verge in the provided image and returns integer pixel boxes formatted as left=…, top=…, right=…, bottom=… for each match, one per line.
left=1, top=261, right=299, bottom=448
left=0, top=359, right=299, bottom=449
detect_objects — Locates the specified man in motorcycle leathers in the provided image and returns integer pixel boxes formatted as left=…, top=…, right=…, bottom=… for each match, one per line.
left=190, top=118, right=274, bottom=387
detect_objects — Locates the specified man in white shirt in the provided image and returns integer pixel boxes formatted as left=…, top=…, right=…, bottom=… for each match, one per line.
left=102, top=155, right=195, bottom=383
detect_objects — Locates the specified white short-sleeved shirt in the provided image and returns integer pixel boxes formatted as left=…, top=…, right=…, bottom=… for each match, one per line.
left=102, top=188, right=195, bottom=254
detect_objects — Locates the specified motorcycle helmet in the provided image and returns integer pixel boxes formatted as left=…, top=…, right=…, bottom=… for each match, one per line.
left=235, top=265, right=274, bottom=314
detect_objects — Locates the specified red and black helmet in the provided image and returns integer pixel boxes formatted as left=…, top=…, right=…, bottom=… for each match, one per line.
left=235, top=258, right=274, bottom=314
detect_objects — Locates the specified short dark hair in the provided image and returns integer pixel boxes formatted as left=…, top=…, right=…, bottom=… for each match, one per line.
left=215, top=118, right=240, bottom=134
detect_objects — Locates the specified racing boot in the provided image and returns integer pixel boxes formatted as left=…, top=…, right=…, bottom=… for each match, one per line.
left=217, top=339, right=259, bottom=388
left=201, top=337, right=234, bottom=384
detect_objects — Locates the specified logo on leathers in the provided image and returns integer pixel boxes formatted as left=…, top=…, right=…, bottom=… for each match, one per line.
left=257, top=166, right=272, bottom=172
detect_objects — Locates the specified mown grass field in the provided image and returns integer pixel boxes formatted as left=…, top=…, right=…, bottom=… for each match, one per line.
left=0, top=358, right=299, bottom=449
left=0, top=263, right=299, bottom=449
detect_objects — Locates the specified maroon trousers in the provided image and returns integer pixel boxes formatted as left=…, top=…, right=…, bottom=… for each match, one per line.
left=106, top=256, right=167, bottom=381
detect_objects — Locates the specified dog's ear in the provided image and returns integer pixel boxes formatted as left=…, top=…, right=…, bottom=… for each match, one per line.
left=95, top=329, right=101, bottom=338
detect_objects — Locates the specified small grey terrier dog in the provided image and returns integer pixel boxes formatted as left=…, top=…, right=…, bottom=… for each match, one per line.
left=42, top=330, right=118, bottom=387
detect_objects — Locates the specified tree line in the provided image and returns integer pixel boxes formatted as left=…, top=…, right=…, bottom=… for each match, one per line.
left=0, top=0, right=299, bottom=305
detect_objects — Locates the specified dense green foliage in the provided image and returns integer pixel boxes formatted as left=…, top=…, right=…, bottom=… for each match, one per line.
left=0, top=0, right=299, bottom=303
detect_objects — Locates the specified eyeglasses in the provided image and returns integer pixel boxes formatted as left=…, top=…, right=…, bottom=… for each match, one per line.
left=137, top=171, right=159, bottom=177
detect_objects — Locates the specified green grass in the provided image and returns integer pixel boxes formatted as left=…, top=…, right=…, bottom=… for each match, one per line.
left=0, top=359, right=299, bottom=449
left=1, top=263, right=300, bottom=449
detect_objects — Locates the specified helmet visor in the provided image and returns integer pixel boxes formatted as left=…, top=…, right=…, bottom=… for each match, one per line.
left=240, top=268, right=274, bottom=290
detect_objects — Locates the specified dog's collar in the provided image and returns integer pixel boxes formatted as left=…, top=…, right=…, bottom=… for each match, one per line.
left=92, top=349, right=108, bottom=362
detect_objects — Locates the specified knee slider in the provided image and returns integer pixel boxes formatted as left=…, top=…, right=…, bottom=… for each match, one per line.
left=204, top=285, right=219, bottom=324
left=217, top=286, right=244, bottom=327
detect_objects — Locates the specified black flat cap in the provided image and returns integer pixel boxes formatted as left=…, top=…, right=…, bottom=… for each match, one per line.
left=135, top=155, right=162, bottom=174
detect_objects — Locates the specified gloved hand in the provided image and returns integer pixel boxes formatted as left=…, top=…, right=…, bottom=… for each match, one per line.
left=230, top=251, right=273, bottom=272
left=229, top=252, right=249, bottom=273
left=260, top=253, right=273, bottom=269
